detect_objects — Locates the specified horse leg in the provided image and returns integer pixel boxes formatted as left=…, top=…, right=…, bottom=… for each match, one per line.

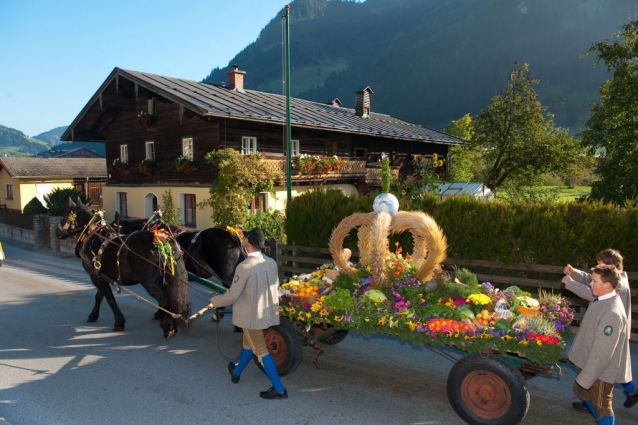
left=90, top=275, right=126, bottom=332
left=143, top=281, right=175, bottom=339
left=87, top=289, right=104, bottom=322
left=152, top=308, right=161, bottom=320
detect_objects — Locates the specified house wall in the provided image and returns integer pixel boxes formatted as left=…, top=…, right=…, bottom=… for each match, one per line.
left=0, top=170, right=72, bottom=211
left=0, top=169, right=18, bottom=209
left=19, top=180, right=73, bottom=211
left=102, top=185, right=215, bottom=229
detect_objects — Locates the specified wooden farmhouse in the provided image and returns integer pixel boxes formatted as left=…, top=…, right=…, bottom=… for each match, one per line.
left=62, top=66, right=462, bottom=229
left=0, top=157, right=107, bottom=212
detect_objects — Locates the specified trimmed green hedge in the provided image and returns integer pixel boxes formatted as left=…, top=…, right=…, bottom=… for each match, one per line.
left=286, top=190, right=638, bottom=272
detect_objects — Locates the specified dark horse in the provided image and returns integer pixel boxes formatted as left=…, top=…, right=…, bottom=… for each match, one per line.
left=57, top=198, right=190, bottom=339
left=176, top=228, right=246, bottom=288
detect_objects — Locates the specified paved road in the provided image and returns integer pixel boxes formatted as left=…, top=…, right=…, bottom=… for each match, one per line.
left=1, top=241, right=638, bottom=425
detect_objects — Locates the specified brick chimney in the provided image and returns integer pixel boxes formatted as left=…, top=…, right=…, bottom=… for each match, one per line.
left=226, top=64, right=246, bottom=93
left=355, top=86, right=373, bottom=117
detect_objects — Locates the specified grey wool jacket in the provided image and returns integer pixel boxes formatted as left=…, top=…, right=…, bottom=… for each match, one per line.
left=565, top=269, right=631, bottom=330
left=568, top=295, right=632, bottom=388
left=211, top=253, right=280, bottom=330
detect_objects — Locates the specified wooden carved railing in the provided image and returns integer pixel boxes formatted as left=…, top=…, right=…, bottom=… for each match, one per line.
left=262, top=159, right=399, bottom=184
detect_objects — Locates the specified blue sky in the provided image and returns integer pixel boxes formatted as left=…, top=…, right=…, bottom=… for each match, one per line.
left=0, top=0, right=292, bottom=137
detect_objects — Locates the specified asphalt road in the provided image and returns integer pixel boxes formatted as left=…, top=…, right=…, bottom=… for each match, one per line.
left=1, top=241, right=638, bottom=425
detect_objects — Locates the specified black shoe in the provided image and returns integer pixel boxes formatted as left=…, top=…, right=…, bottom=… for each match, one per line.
left=228, top=362, right=240, bottom=384
left=624, top=389, right=638, bottom=408
left=259, top=386, right=288, bottom=399
left=572, top=401, right=590, bottom=413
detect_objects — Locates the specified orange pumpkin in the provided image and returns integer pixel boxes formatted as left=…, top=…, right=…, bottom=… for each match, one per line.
left=516, top=306, right=541, bottom=316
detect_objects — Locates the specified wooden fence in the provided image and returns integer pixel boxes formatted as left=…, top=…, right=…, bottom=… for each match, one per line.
left=0, top=208, right=34, bottom=230
left=269, top=242, right=638, bottom=342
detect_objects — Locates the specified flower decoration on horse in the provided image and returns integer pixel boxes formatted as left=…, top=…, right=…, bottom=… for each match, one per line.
left=225, top=226, right=244, bottom=241
left=152, top=228, right=175, bottom=274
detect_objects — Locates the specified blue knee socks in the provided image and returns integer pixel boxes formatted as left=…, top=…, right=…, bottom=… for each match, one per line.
left=623, top=381, right=636, bottom=394
left=597, top=413, right=615, bottom=425
left=585, top=400, right=597, bottom=417
left=233, top=348, right=253, bottom=376
left=261, top=354, right=285, bottom=393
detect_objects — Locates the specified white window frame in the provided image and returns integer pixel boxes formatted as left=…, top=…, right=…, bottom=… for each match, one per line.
left=5, top=184, right=13, bottom=200
left=179, top=193, right=197, bottom=227
left=241, top=136, right=257, bottom=155
left=291, top=139, right=300, bottom=157
left=182, top=137, right=194, bottom=160
left=115, top=192, right=128, bottom=217
left=145, top=141, right=155, bottom=161
left=120, top=144, right=129, bottom=164
left=147, top=98, right=157, bottom=115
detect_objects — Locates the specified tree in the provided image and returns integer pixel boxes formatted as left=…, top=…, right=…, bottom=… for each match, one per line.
left=443, top=113, right=486, bottom=182
left=201, top=148, right=283, bottom=228
left=44, top=188, right=88, bottom=216
left=581, top=20, right=638, bottom=204
left=470, top=63, right=586, bottom=191
left=160, top=189, right=181, bottom=228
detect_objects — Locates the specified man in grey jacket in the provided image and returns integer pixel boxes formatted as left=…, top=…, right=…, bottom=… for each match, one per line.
left=209, top=228, right=287, bottom=399
left=567, top=264, right=631, bottom=425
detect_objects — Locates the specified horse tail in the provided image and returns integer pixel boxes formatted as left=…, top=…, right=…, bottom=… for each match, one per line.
left=168, top=246, right=190, bottom=332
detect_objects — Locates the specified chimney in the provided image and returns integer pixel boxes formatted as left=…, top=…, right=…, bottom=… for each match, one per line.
left=355, top=86, right=373, bottom=117
left=326, top=98, right=342, bottom=107
left=226, top=64, right=246, bottom=93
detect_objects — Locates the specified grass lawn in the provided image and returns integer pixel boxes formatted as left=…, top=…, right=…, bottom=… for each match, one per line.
left=545, top=186, right=591, bottom=201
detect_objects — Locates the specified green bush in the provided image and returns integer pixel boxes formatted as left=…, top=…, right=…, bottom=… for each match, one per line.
left=44, top=188, right=89, bottom=217
left=23, top=197, right=47, bottom=215
left=244, top=209, right=287, bottom=244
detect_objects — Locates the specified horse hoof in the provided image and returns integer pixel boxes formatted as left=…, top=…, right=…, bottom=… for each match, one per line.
left=113, top=325, right=125, bottom=332
left=86, top=315, right=98, bottom=323
left=164, top=329, right=176, bottom=340
left=152, top=312, right=160, bottom=320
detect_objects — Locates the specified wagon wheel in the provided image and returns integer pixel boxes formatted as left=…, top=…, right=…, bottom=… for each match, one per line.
left=253, top=317, right=302, bottom=376
left=447, top=354, right=530, bottom=425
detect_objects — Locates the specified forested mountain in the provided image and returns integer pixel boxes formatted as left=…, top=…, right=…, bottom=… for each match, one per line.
left=34, top=126, right=67, bottom=145
left=203, top=0, right=635, bottom=131
left=0, top=124, right=49, bottom=156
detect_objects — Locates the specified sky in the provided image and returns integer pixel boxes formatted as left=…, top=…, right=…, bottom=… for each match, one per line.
left=0, top=0, right=292, bottom=137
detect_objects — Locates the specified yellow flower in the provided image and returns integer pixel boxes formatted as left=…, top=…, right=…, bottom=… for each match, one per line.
left=286, top=307, right=296, bottom=314
left=378, top=317, right=387, bottom=326
left=306, top=312, right=312, bottom=318
left=279, top=306, right=284, bottom=313
left=334, top=315, right=344, bottom=322
left=480, top=333, right=492, bottom=339
left=536, top=340, right=543, bottom=346
left=518, top=340, right=529, bottom=346
left=467, top=294, right=491, bottom=306
left=311, top=302, right=322, bottom=312
left=320, top=309, right=329, bottom=317
left=501, top=335, right=515, bottom=341
left=407, top=322, right=418, bottom=332
left=366, top=265, right=371, bottom=272
left=313, top=318, right=321, bottom=324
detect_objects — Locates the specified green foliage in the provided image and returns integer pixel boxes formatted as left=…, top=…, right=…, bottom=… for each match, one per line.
left=581, top=20, right=638, bottom=205
left=23, top=197, right=47, bottom=215
left=44, top=188, right=89, bottom=216
left=456, top=267, right=478, bottom=287
left=285, top=188, right=372, bottom=247
left=471, top=63, right=589, bottom=190
left=332, top=271, right=359, bottom=292
left=202, top=148, right=283, bottom=228
left=322, top=288, right=356, bottom=311
left=160, top=189, right=181, bottom=228
left=380, top=156, right=392, bottom=193
left=244, top=209, right=287, bottom=244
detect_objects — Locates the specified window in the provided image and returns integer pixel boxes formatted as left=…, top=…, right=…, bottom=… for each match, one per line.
left=183, top=194, right=196, bottom=227
left=120, top=144, right=129, bottom=164
left=116, top=192, right=128, bottom=217
left=5, top=184, right=13, bottom=200
left=291, top=139, right=300, bottom=157
left=147, top=98, right=157, bottom=115
left=249, top=193, right=268, bottom=215
left=145, top=141, right=155, bottom=160
left=182, top=138, right=193, bottom=160
left=241, top=136, right=257, bottom=155
left=354, top=148, right=368, bottom=159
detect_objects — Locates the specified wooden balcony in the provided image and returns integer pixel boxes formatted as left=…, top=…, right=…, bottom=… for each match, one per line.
left=262, top=159, right=399, bottom=185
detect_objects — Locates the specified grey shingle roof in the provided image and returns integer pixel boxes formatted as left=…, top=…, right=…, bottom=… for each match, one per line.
left=64, top=67, right=464, bottom=145
left=0, top=157, right=107, bottom=178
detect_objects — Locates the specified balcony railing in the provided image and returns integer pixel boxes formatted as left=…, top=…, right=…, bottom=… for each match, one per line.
left=262, top=159, right=399, bottom=185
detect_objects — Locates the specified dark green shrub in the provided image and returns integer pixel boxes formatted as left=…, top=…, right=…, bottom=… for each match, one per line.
left=244, top=209, right=287, bottom=244
left=23, top=197, right=47, bottom=215
left=44, top=188, right=89, bottom=216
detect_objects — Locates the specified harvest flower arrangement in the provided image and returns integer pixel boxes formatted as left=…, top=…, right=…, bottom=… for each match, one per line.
left=152, top=228, right=175, bottom=274
left=279, top=254, right=574, bottom=365
left=225, top=226, right=244, bottom=241
left=292, top=154, right=346, bottom=174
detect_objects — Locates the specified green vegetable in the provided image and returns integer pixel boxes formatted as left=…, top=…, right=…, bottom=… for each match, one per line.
left=494, top=319, right=512, bottom=331
left=323, top=288, right=356, bottom=311
left=362, top=289, right=387, bottom=303
left=457, top=309, right=476, bottom=321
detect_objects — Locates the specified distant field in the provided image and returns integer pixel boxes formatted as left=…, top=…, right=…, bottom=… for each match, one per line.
left=545, top=186, right=591, bottom=201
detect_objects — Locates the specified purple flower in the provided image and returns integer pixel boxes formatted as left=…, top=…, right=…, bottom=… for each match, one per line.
left=482, top=282, right=494, bottom=292
left=554, top=321, right=565, bottom=333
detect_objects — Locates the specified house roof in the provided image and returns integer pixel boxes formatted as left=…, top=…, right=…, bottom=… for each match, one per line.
left=0, top=157, right=107, bottom=178
left=37, top=147, right=105, bottom=159
left=63, top=67, right=464, bottom=145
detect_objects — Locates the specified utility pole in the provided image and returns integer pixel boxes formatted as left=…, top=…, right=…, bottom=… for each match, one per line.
left=284, top=4, right=292, bottom=204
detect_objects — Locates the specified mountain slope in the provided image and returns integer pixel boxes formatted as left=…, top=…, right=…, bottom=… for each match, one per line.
left=34, top=126, right=67, bottom=145
left=203, top=0, right=633, bottom=131
left=0, top=124, right=50, bottom=156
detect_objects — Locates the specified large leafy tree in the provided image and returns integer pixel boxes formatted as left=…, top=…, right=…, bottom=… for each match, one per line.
left=443, top=113, right=486, bottom=182
left=471, top=63, right=586, bottom=191
left=581, top=20, right=638, bottom=204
